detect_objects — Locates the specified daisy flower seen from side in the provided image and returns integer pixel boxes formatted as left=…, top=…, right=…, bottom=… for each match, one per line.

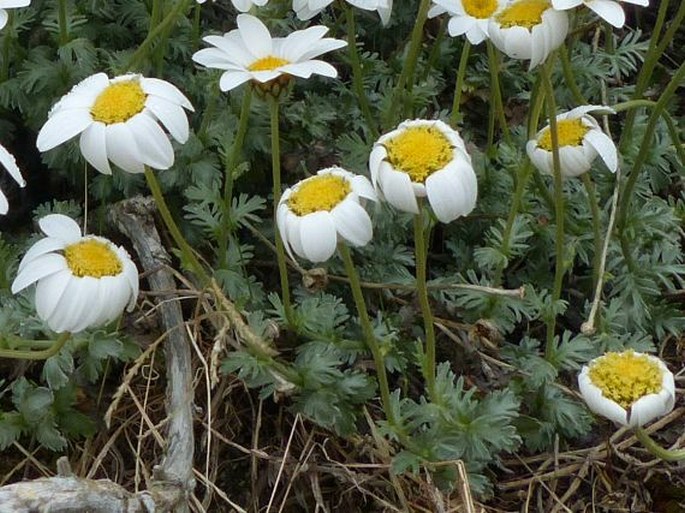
left=0, top=0, right=30, bottom=30
left=578, top=350, right=675, bottom=427
left=294, top=0, right=393, bottom=26
left=277, top=167, right=377, bottom=263
left=0, top=143, right=25, bottom=215
left=36, top=73, right=193, bottom=175
left=192, top=14, right=347, bottom=93
left=428, top=0, right=507, bottom=45
left=488, top=0, right=568, bottom=70
left=526, top=105, right=618, bottom=178
left=11, top=214, right=139, bottom=334
left=369, top=119, right=477, bottom=223
left=551, top=0, right=649, bottom=29
left=196, top=0, right=269, bottom=11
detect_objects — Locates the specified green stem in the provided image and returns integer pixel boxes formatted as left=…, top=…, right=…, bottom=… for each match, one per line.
left=540, top=59, right=565, bottom=356
left=450, top=40, right=471, bottom=127
left=192, top=2, right=202, bottom=51
left=0, top=332, right=71, bottom=360
left=343, top=3, right=378, bottom=140
left=559, top=43, right=586, bottom=105
left=144, top=167, right=210, bottom=285
left=486, top=41, right=510, bottom=147
left=635, top=427, right=685, bottom=462
left=0, top=11, right=13, bottom=82
left=218, top=88, right=253, bottom=266
left=420, top=17, right=446, bottom=84
left=413, top=209, right=436, bottom=401
left=268, top=97, right=293, bottom=325
left=339, top=244, right=396, bottom=427
left=124, top=0, right=192, bottom=72
left=58, top=0, right=69, bottom=45
left=581, top=173, right=602, bottom=292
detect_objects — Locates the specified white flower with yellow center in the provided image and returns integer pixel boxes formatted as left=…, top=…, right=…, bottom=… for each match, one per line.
left=277, top=167, right=377, bottom=263
left=369, top=120, right=477, bottom=223
left=551, top=0, right=648, bottom=29
left=0, top=142, right=25, bottom=215
left=428, top=0, right=507, bottom=45
left=36, top=73, right=193, bottom=175
left=11, top=214, right=139, bottom=334
left=487, top=0, right=568, bottom=70
left=192, top=14, right=347, bottom=93
left=0, top=0, right=30, bottom=30
left=196, top=0, right=269, bottom=11
left=578, top=350, right=675, bottom=427
left=294, top=0, right=393, bottom=26
left=526, top=105, right=618, bottom=178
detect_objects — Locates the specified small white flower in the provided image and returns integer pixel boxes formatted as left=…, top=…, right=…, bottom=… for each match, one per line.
left=192, top=14, right=347, bottom=93
left=277, top=167, right=377, bottom=263
left=0, top=0, right=30, bottom=30
left=526, top=105, right=618, bottom=178
left=578, top=350, right=675, bottom=427
left=488, top=0, right=568, bottom=70
left=196, top=0, right=269, bottom=11
left=0, top=142, right=25, bottom=215
left=369, top=119, right=477, bottom=223
left=294, top=0, right=393, bottom=25
left=428, top=0, right=507, bottom=45
left=552, top=0, right=648, bottom=29
left=36, top=73, right=193, bottom=175
left=11, top=214, right=139, bottom=334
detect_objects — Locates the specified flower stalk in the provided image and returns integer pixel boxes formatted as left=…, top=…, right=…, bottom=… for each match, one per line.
left=0, top=332, right=71, bottom=360
left=635, top=427, right=685, bottom=462
left=58, top=0, right=70, bottom=45
left=485, top=41, right=510, bottom=148
left=450, top=40, right=471, bottom=127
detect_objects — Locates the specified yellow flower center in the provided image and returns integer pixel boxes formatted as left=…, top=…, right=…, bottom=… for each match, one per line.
left=248, top=56, right=290, bottom=72
left=64, top=239, right=123, bottom=278
left=538, top=119, right=590, bottom=150
left=384, top=126, right=453, bottom=183
left=91, top=81, right=146, bottom=124
left=496, top=0, right=550, bottom=28
left=588, top=351, right=663, bottom=409
left=462, top=0, right=499, bottom=18
left=288, top=175, right=351, bottom=216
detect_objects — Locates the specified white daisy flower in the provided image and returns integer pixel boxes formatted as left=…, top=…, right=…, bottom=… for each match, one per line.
left=428, top=0, right=507, bottom=45
left=526, top=105, right=618, bottom=178
left=551, top=0, right=649, bottom=29
left=488, top=0, right=568, bottom=70
left=196, top=0, right=269, bottom=11
left=0, top=142, right=25, bottom=215
left=0, top=0, right=30, bottom=30
left=277, top=167, right=377, bottom=263
left=192, top=14, right=347, bottom=93
left=36, top=72, right=194, bottom=175
left=11, top=214, right=139, bottom=334
left=578, top=350, right=675, bottom=427
left=294, top=0, right=393, bottom=26
left=369, top=119, right=477, bottom=223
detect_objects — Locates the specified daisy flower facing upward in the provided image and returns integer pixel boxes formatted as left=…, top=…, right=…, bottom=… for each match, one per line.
left=552, top=0, right=649, bottom=29
left=11, top=214, right=139, bottom=334
left=0, top=142, right=25, bottom=215
left=36, top=73, right=193, bottom=175
left=488, top=0, right=568, bottom=69
left=0, top=0, right=30, bottom=30
left=294, top=0, right=393, bottom=26
left=192, top=14, right=347, bottom=95
left=277, top=167, right=377, bottom=263
left=578, top=350, right=675, bottom=427
left=369, top=120, right=477, bottom=223
left=526, top=105, right=618, bottom=178
left=428, top=0, right=506, bottom=45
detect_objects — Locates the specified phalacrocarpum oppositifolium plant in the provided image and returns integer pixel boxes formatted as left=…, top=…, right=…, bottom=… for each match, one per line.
left=0, top=0, right=682, bottom=504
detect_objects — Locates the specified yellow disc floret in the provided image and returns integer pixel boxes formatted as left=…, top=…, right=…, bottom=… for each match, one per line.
left=589, top=351, right=663, bottom=409
left=249, top=56, right=290, bottom=72
left=384, top=126, right=453, bottom=183
left=288, top=175, right=352, bottom=216
left=538, top=119, right=590, bottom=150
left=64, top=239, right=123, bottom=278
left=496, top=0, right=550, bottom=28
left=91, top=80, right=147, bottom=124
left=462, top=0, right=499, bottom=19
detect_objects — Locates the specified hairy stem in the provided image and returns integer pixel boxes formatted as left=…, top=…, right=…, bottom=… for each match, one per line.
left=58, top=0, right=69, bottom=45
left=0, top=332, right=71, bottom=360
left=486, top=41, right=510, bottom=147
left=450, top=40, right=471, bottom=126
left=635, top=427, right=685, bottom=462
left=581, top=173, right=602, bottom=292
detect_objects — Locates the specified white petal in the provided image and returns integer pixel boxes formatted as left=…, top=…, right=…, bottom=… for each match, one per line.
left=298, top=38, right=347, bottom=61
left=567, top=104, right=615, bottom=119
left=37, top=109, right=93, bottom=152
left=0, top=143, right=24, bottom=187
left=552, top=0, right=581, bottom=8
left=39, top=214, right=82, bottom=243
left=587, top=0, right=625, bottom=28
left=11, top=254, right=67, bottom=294
left=105, top=124, right=145, bottom=174
left=0, top=10, right=7, bottom=30
left=584, top=129, right=617, bottom=173
left=351, top=175, right=377, bottom=201
left=368, top=145, right=387, bottom=189
left=17, top=237, right=66, bottom=273
left=279, top=61, right=339, bottom=79
left=331, top=199, right=373, bottom=247
left=629, top=392, right=674, bottom=427
left=0, top=189, right=7, bottom=214
left=128, top=114, right=174, bottom=170
left=141, top=78, right=194, bottom=111
left=34, top=269, right=72, bottom=322
left=285, top=210, right=306, bottom=261
left=503, top=27, right=532, bottom=61
left=378, top=164, right=419, bottom=215
left=282, top=25, right=329, bottom=62
left=80, top=122, right=112, bottom=175
left=145, top=96, right=190, bottom=143
left=578, top=367, right=629, bottom=425
left=425, top=162, right=475, bottom=223
left=298, top=211, right=338, bottom=263
left=559, top=145, right=592, bottom=177
left=219, top=71, right=252, bottom=92
left=447, top=16, right=474, bottom=37
left=237, top=14, right=273, bottom=58
left=47, top=277, right=93, bottom=333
